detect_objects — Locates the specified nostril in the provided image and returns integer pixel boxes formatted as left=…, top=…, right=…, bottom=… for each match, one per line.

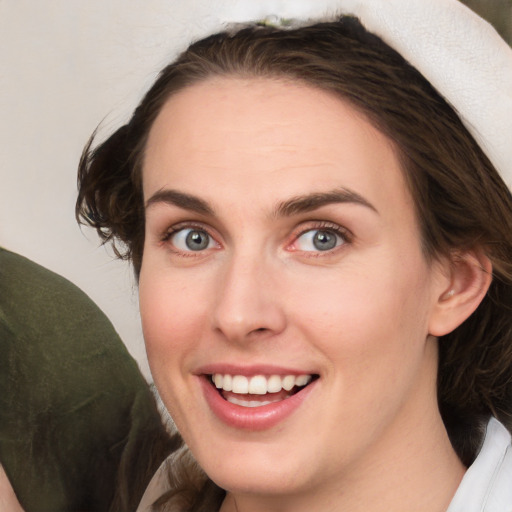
left=247, top=327, right=271, bottom=338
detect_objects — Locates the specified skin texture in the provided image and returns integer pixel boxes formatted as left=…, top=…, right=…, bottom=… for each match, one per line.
left=0, top=466, right=24, bottom=512
left=139, top=78, right=490, bottom=512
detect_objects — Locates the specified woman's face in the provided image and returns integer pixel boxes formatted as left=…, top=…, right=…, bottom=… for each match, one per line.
left=139, top=78, right=449, bottom=498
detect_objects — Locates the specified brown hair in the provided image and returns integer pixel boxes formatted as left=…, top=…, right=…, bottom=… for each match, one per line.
left=77, top=15, right=512, bottom=506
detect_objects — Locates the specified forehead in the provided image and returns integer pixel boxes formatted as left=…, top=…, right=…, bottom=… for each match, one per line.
left=142, top=77, right=411, bottom=216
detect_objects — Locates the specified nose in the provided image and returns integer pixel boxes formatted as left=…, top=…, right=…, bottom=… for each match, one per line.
left=211, top=252, right=287, bottom=344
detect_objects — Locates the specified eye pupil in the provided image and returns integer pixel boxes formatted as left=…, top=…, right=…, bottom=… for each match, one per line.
left=313, top=230, right=337, bottom=251
left=185, top=230, right=209, bottom=251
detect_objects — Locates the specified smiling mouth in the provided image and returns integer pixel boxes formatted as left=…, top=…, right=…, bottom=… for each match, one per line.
left=209, top=373, right=318, bottom=408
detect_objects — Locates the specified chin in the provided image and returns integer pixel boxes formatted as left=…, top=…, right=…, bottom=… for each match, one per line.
left=186, top=430, right=322, bottom=498
left=208, top=464, right=309, bottom=497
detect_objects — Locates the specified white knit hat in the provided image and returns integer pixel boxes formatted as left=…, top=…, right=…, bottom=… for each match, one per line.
left=189, top=0, right=512, bottom=190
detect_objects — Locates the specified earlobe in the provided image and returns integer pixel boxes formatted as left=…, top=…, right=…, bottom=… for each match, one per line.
left=428, top=249, right=492, bottom=337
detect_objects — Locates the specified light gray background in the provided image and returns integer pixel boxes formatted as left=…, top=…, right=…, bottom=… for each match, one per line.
left=0, top=1, right=204, bottom=378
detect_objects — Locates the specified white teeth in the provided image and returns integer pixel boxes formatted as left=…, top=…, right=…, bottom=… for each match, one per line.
left=226, top=396, right=274, bottom=407
left=295, top=374, right=310, bottom=387
left=214, top=374, right=223, bottom=389
left=223, top=374, right=233, bottom=392
left=248, top=375, right=268, bottom=395
left=212, top=373, right=313, bottom=395
left=282, top=375, right=295, bottom=391
left=231, top=375, right=249, bottom=394
left=267, top=375, right=282, bottom=393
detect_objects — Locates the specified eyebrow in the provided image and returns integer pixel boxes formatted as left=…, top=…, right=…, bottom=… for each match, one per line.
left=274, top=188, right=378, bottom=217
left=145, top=187, right=377, bottom=217
left=145, top=189, right=214, bottom=215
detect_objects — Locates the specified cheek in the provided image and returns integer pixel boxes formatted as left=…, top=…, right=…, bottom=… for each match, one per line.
left=292, top=257, right=436, bottom=429
left=290, top=250, right=433, bottom=368
left=138, top=268, right=212, bottom=430
left=138, top=266, right=208, bottom=371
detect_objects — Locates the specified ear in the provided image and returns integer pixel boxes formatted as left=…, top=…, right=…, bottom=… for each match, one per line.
left=428, top=249, right=492, bottom=337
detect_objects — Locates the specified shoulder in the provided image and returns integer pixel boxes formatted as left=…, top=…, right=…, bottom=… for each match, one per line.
left=0, top=246, right=118, bottom=342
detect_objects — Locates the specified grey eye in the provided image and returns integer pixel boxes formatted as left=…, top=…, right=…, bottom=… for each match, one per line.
left=296, top=229, right=344, bottom=252
left=172, top=228, right=213, bottom=251
left=186, top=230, right=210, bottom=250
left=312, top=231, right=338, bottom=251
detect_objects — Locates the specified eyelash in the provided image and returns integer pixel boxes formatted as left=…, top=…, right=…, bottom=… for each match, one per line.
left=160, top=222, right=218, bottom=256
left=289, top=221, right=352, bottom=256
left=160, top=220, right=352, bottom=257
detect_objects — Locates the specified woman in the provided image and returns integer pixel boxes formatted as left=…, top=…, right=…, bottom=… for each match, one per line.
left=77, top=0, right=512, bottom=510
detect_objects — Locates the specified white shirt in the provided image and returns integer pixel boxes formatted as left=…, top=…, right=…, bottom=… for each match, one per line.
left=447, top=417, right=512, bottom=512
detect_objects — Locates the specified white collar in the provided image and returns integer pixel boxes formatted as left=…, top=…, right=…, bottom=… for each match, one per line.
left=136, top=457, right=171, bottom=512
left=447, top=417, right=512, bottom=512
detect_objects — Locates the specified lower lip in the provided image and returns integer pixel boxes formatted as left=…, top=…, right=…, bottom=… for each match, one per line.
left=200, top=376, right=317, bottom=431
